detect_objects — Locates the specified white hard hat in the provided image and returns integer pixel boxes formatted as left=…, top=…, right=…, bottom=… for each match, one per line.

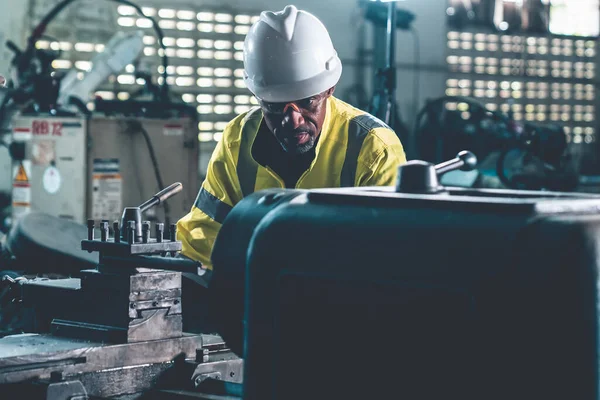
left=243, top=5, right=342, bottom=103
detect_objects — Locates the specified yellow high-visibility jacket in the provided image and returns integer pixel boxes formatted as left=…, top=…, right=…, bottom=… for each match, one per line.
left=177, top=96, right=406, bottom=269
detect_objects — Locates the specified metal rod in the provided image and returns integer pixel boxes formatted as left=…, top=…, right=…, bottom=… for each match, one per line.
left=386, top=1, right=396, bottom=70
left=434, top=158, right=463, bottom=175
left=139, top=182, right=183, bottom=213
left=385, top=1, right=397, bottom=125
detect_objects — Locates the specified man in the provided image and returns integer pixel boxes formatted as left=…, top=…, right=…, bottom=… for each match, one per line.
left=177, top=5, right=406, bottom=270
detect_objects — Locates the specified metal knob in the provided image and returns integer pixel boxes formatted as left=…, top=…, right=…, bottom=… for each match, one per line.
left=87, top=219, right=95, bottom=240
left=156, top=223, right=164, bottom=243
left=142, top=221, right=151, bottom=243
left=113, top=221, right=120, bottom=243
left=169, top=224, right=177, bottom=242
left=100, top=220, right=109, bottom=242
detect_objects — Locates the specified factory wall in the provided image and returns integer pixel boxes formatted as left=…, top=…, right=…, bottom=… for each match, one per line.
left=0, top=0, right=448, bottom=189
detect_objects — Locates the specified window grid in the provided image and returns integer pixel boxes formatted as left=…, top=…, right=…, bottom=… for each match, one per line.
left=446, top=29, right=597, bottom=145
left=32, top=1, right=261, bottom=143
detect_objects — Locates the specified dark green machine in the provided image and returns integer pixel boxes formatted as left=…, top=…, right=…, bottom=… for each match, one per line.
left=210, top=151, right=600, bottom=400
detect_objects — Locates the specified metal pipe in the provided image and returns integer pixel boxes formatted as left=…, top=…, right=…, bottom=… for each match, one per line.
left=386, top=1, right=396, bottom=70
left=385, top=1, right=397, bottom=125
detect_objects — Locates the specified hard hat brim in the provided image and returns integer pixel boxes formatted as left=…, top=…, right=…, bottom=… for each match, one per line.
left=244, top=59, right=343, bottom=103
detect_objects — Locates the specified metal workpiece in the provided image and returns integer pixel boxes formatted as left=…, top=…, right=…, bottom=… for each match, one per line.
left=0, top=180, right=231, bottom=398
left=60, top=267, right=185, bottom=343
left=100, top=256, right=203, bottom=275
left=129, top=296, right=182, bottom=318
left=0, top=331, right=239, bottom=399
left=11, top=378, right=90, bottom=400
left=46, top=379, right=89, bottom=400
left=197, top=335, right=241, bottom=364
left=0, top=333, right=201, bottom=390
left=80, top=267, right=180, bottom=291
left=49, top=306, right=183, bottom=344
left=73, top=186, right=190, bottom=344
left=81, top=238, right=182, bottom=256
left=192, top=359, right=244, bottom=387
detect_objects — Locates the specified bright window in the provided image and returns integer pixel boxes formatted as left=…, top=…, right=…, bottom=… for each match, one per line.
left=550, top=0, right=600, bottom=37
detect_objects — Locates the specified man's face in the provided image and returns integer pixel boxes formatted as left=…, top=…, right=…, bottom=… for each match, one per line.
left=260, top=87, right=334, bottom=155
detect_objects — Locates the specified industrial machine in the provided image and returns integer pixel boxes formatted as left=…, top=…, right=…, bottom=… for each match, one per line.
left=0, top=184, right=241, bottom=399
left=10, top=112, right=198, bottom=226
left=207, top=150, right=600, bottom=400
left=415, top=95, right=581, bottom=192
left=1, top=0, right=199, bottom=230
left=3, top=150, right=600, bottom=398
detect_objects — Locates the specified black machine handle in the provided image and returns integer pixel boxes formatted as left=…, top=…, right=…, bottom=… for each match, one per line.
left=434, top=151, right=478, bottom=176
left=139, top=182, right=183, bottom=213
left=395, top=150, right=478, bottom=194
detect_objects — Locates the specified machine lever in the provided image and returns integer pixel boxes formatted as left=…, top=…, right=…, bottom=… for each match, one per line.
left=396, top=150, right=478, bottom=194
left=434, top=151, right=477, bottom=176
left=139, top=182, right=183, bottom=212
left=120, top=182, right=182, bottom=242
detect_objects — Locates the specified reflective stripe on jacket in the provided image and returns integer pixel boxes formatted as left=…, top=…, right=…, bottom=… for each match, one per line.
left=177, top=96, right=406, bottom=269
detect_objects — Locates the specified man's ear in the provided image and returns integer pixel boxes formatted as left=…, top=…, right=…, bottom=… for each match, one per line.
left=326, top=86, right=335, bottom=98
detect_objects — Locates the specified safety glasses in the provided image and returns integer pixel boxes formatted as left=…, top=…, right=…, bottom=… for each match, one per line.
left=259, top=91, right=328, bottom=115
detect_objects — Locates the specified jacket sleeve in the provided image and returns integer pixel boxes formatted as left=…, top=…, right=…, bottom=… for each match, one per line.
left=357, top=128, right=407, bottom=187
left=176, top=137, right=242, bottom=270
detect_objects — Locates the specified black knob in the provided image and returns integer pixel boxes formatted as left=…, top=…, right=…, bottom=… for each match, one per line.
left=87, top=219, right=95, bottom=240
left=169, top=224, right=177, bottom=241
left=142, top=221, right=151, bottom=243
left=113, top=221, right=120, bottom=243
left=156, top=223, right=164, bottom=243
left=100, top=220, right=109, bottom=242
left=395, top=160, right=442, bottom=194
